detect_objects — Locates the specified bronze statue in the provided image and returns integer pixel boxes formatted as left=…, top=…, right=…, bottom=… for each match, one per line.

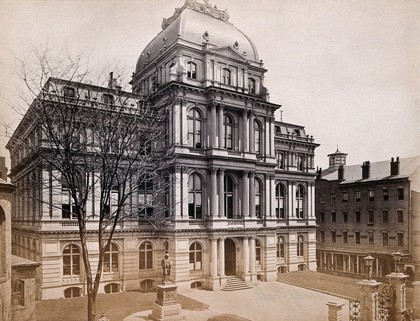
left=161, top=252, right=171, bottom=283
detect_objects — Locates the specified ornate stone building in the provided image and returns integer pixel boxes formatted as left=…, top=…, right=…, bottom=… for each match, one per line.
left=7, top=0, right=319, bottom=299
left=316, top=151, right=420, bottom=281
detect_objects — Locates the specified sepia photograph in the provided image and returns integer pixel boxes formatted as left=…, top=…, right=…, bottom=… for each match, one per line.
left=0, top=1, right=419, bottom=321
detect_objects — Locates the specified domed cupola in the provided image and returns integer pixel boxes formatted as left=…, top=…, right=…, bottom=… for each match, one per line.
left=135, top=0, right=259, bottom=74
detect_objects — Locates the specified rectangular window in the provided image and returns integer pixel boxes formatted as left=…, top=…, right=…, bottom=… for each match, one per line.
left=355, top=211, right=361, bottom=223
left=355, top=191, right=361, bottom=202
left=12, top=279, right=25, bottom=306
left=320, top=194, right=325, bottom=204
left=383, top=188, right=389, bottom=201
left=342, top=212, right=348, bottom=223
left=397, top=233, right=404, bottom=246
left=320, top=231, right=325, bottom=242
left=343, top=231, right=348, bottom=244
left=331, top=193, right=336, bottom=204
left=320, top=212, right=325, bottom=223
left=342, top=192, right=348, bottom=203
left=397, top=187, right=404, bottom=200
left=382, top=210, right=389, bottom=223
left=331, top=231, right=336, bottom=243
left=355, top=232, right=360, bottom=244
left=331, top=211, right=336, bottom=223
left=368, top=210, right=374, bottom=224
left=368, top=190, right=374, bottom=201
left=397, top=210, right=403, bottom=223
left=368, top=232, right=374, bottom=245
left=382, top=233, right=388, bottom=246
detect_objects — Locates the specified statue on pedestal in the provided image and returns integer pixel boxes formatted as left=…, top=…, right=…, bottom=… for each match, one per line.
left=161, top=252, right=171, bottom=284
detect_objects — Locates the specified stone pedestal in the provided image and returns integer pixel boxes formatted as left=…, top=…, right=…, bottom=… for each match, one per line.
left=386, top=272, right=409, bottom=321
left=412, top=281, right=420, bottom=320
left=149, top=283, right=185, bottom=321
left=326, top=302, right=344, bottom=321
left=357, top=279, right=382, bottom=321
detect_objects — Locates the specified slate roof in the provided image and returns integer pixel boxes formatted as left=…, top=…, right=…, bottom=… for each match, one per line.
left=320, top=156, right=420, bottom=184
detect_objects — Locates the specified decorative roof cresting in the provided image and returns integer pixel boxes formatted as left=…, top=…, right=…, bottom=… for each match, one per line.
left=161, top=0, right=230, bottom=30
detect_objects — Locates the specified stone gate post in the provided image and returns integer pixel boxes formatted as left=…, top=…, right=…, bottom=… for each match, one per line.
left=326, top=302, right=344, bottom=321
left=386, top=272, right=409, bottom=321
left=358, top=279, right=382, bottom=321
left=412, top=281, right=420, bottom=320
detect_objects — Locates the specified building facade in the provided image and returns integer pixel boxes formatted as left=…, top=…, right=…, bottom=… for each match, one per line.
left=7, top=0, right=319, bottom=300
left=315, top=150, right=420, bottom=281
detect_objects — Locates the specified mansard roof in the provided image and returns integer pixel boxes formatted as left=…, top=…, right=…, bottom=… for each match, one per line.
left=135, top=0, right=258, bottom=72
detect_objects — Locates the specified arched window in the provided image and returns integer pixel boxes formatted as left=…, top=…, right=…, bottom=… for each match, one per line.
left=297, top=155, right=304, bottom=171
left=224, top=175, right=234, bottom=219
left=188, top=173, right=203, bottom=219
left=140, top=279, right=155, bottom=291
left=139, top=241, right=153, bottom=270
left=277, top=236, right=285, bottom=259
left=223, top=115, right=234, bottom=150
left=187, top=109, right=202, bottom=149
left=254, top=121, right=262, bottom=155
left=104, top=283, right=120, bottom=293
left=104, top=243, right=119, bottom=272
left=64, top=287, right=81, bottom=298
left=63, top=244, right=80, bottom=276
left=297, top=235, right=304, bottom=257
left=296, top=185, right=304, bottom=219
left=255, top=179, right=262, bottom=218
left=275, top=184, right=285, bottom=219
left=189, top=242, right=202, bottom=271
left=255, top=240, right=261, bottom=265
left=186, top=61, right=197, bottom=79
left=248, top=78, right=256, bottom=94
left=222, top=68, right=231, bottom=85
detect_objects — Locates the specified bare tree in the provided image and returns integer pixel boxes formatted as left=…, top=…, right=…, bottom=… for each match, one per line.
left=7, top=51, right=175, bottom=321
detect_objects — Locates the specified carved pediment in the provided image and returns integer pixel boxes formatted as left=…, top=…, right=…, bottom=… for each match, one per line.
left=207, top=46, right=248, bottom=62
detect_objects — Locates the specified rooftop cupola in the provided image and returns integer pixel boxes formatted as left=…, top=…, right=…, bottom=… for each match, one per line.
left=327, top=147, right=347, bottom=171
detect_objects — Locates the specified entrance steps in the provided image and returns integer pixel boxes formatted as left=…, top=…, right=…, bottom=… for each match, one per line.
left=221, top=276, right=253, bottom=291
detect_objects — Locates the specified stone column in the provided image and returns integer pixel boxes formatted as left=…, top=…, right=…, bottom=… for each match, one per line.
left=242, top=171, right=249, bottom=218
left=270, top=175, right=276, bottom=217
left=358, top=279, right=382, bottom=321
left=210, top=238, right=218, bottom=278
left=218, top=168, right=224, bottom=218
left=249, top=113, right=255, bottom=153
left=249, top=237, right=256, bottom=276
left=249, top=172, right=255, bottom=218
left=288, top=182, right=294, bottom=219
left=211, top=104, right=217, bottom=148
left=243, top=237, right=250, bottom=280
left=174, top=168, right=182, bottom=219
left=210, top=168, right=218, bottom=218
left=218, top=238, right=225, bottom=277
left=413, top=281, right=420, bottom=320
left=386, top=273, right=409, bottom=321
left=173, top=100, right=181, bottom=145
left=326, top=302, right=344, bottom=321
left=218, top=105, right=224, bottom=149
left=242, top=111, right=248, bottom=152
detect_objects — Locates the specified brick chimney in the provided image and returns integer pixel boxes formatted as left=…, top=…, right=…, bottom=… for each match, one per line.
left=361, top=161, right=370, bottom=179
left=338, top=165, right=344, bottom=181
left=390, top=157, right=400, bottom=176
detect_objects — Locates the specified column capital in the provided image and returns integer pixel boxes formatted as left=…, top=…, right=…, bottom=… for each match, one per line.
left=209, top=167, right=218, bottom=174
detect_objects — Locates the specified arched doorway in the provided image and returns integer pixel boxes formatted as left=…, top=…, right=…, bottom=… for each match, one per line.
left=225, top=239, right=236, bottom=276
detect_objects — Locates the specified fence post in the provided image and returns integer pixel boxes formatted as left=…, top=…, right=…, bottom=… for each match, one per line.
left=358, top=279, right=382, bottom=321
left=386, top=272, right=409, bottom=321
left=413, top=281, right=420, bottom=320
left=326, top=302, right=344, bottom=321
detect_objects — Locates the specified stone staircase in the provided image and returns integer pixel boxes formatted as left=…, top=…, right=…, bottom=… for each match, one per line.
left=221, top=276, right=253, bottom=291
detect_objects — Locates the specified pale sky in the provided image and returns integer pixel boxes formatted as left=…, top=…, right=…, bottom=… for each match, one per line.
left=0, top=0, right=418, bottom=170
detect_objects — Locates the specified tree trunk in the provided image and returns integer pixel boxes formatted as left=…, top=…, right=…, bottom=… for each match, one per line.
left=88, top=291, right=97, bottom=321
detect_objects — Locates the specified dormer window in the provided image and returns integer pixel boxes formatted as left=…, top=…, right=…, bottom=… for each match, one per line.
left=186, top=62, right=197, bottom=79
left=102, top=93, right=114, bottom=104
left=222, top=68, right=231, bottom=85
left=248, top=78, right=256, bottom=94
left=63, top=87, right=76, bottom=98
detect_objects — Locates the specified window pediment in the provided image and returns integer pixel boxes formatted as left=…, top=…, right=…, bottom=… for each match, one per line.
left=207, top=46, right=248, bottom=63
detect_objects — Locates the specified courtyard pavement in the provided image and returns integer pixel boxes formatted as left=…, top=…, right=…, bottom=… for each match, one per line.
left=124, top=278, right=350, bottom=321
